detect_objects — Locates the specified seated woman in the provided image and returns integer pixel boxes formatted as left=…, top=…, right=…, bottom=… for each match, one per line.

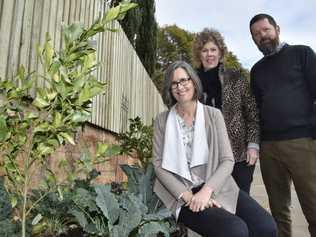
left=152, top=60, right=277, bottom=237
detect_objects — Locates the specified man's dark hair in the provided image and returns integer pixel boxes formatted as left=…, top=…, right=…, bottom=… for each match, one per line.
left=249, top=13, right=277, bottom=29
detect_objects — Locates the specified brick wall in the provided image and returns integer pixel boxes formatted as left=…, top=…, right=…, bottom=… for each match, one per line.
left=51, top=123, right=135, bottom=184
left=0, top=123, right=135, bottom=186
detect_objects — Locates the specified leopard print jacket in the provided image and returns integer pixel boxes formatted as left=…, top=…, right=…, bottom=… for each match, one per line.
left=203, top=68, right=260, bottom=162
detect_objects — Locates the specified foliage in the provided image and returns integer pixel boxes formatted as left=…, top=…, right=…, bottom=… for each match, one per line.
left=134, top=0, right=157, bottom=76
left=0, top=2, right=137, bottom=236
left=118, top=117, right=153, bottom=169
left=117, top=117, right=175, bottom=236
left=224, top=51, right=250, bottom=80
left=0, top=177, right=20, bottom=237
left=154, top=25, right=195, bottom=92
left=111, top=0, right=158, bottom=76
left=32, top=165, right=172, bottom=237
left=110, top=0, right=142, bottom=47
left=157, top=25, right=195, bottom=71
left=155, top=24, right=250, bottom=91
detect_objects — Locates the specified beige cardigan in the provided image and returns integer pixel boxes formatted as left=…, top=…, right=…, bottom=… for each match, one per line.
left=152, top=105, right=239, bottom=215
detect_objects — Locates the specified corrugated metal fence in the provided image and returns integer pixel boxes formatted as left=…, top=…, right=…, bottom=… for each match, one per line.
left=0, top=0, right=165, bottom=133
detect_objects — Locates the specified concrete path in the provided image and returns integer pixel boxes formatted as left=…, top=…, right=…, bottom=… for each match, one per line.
left=251, top=162, right=309, bottom=237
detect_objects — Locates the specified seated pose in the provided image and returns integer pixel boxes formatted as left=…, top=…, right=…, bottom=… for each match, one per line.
left=152, top=60, right=277, bottom=237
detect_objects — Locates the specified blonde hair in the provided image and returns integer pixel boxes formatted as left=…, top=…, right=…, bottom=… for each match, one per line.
left=192, top=28, right=227, bottom=68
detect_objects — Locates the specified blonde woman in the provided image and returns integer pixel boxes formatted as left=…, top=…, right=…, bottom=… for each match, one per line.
left=192, top=28, right=260, bottom=194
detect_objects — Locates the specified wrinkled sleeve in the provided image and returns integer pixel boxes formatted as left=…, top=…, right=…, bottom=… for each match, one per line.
left=240, top=78, right=260, bottom=145
left=152, top=114, right=188, bottom=199
left=205, top=109, right=235, bottom=193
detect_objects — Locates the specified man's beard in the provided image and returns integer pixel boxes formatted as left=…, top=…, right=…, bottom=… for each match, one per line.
left=257, top=36, right=280, bottom=56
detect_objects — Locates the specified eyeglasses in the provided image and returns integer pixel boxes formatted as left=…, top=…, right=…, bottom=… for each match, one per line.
left=171, top=77, right=191, bottom=90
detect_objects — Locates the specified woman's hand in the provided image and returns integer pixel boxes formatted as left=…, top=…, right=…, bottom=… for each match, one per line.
left=181, top=190, right=193, bottom=206
left=189, top=186, right=213, bottom=212
left=246, top=148, right=259, bottom=166
left=206, top=198, right=222, bottom=208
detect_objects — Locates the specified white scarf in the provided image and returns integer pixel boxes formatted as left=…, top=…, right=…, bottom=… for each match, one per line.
left=161, top=101, right=209, bottom=182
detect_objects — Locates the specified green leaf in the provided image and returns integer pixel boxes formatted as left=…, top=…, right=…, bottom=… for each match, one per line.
left=120, top=165, right=143, bottom=194
left=138, top=222, right=170, bottom=237
left=111, top=193, right=144, bottom=237
left=69, top=209, right=88, bottom=228
left=53, top=112, right=62, bottom=127
left=57, top=134, right=64, bottom=144
left=0, top=116, right=10, bottom=142
left=103, top=2, right=138, bottom=23
left=31, top=214, right=43, bottom=225
left=83, top=52, right=96, bottom=72
left=46, top=138, right=59, bottom=147
left=97, top=144, right=121, bottom=158
left=60, top=132, right=75, bottom=145
left=49, top=61, right=61, bottom=75
left=116, top=3, right=138, bottom=20
left=73, top=77, right=86, bottom=92
left=96, top=143, right=108, bottom=157
left=34, top=123, right=50, bottom=133
left=143, top=208, right=172, bottom=222
left=63, top=23, right=85, bottom=44
left=71, top=110, right=91, bottom=123
left=25, top=112, right=38, bottom=120
left=46, top=91, right=57, bottom=101
left=17, top=65, right=25, bottom=81
left=43, top=33, right=55, bottom=67
left=95, top=185, right=120, bottom=226
left=77, top=86, right=92, bottom=106
left=10, top=196, right=17, bottom=209
left=55, top=80, right=67, bottom=98
left=79, top=150, right=93, bottom=172
left=73, top=188, right=98, bottom=212
left=33, top=96, right=50, bottom=109
left=103, top=5, right=121, bottom=24
left=37, top=143, right=54, bottom=156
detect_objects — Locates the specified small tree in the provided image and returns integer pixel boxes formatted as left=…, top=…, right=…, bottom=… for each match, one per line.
left=0, top=2, right=137, bottom=236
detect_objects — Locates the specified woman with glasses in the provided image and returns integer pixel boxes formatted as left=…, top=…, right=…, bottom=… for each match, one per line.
left=193, top=28, right=260, bottom=194
left=152, top=60, right=277, bottom=236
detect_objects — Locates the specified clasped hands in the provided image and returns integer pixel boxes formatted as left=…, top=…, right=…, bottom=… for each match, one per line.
left=181, top=186, right=221, bottom=212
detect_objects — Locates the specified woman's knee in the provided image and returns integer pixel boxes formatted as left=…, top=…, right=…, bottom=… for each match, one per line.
left=228, top=218, right=249, bottom=237
left=254, top=216, right=278, bottom=237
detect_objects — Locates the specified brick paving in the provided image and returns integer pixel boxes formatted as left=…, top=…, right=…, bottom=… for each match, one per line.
left=251, top=162, right=309, bottom=237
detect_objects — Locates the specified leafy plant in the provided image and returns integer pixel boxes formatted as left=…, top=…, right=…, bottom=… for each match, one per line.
left=117, top=117, right=176, bottom=236
left=118, top=117, right=153, bottom=169
left=0, top=2, right=137, bottom=237
left=0, top=177, right=21, bottom=237
left=32, top=165, right=173, bottom=237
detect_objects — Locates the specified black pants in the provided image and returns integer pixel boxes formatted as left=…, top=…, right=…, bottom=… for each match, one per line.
left=232, top=161, right=255, bottom=194
left=178, top=190, right=277, bottom=237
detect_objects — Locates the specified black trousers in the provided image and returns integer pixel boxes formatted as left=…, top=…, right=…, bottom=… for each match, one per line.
left=232, top=160, right=255, bottom=194
left=178, top=190, right=277, bottom=237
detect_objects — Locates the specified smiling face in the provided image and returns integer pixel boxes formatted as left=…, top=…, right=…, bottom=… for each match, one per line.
left=250, top=18, right=280, bottom=55
left=200, top=41, right=221, bottom=70
left=171, top=67, right=195, bottom=104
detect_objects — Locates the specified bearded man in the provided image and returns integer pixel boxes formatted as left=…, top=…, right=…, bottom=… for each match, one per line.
left=249, top=13, right=316, bottom=237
